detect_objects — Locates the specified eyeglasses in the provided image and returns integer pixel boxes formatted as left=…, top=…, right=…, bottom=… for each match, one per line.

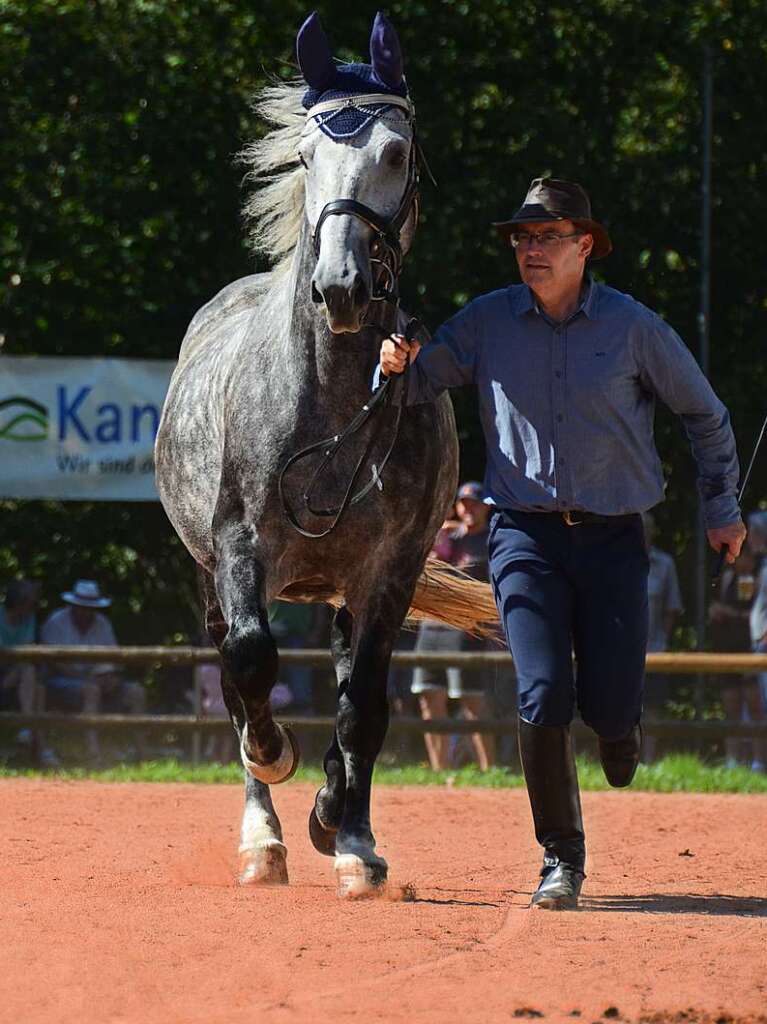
left=510, top=230, right=582, bottom=249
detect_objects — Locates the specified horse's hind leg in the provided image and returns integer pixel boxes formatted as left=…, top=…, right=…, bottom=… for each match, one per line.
left=213, top=524, right=299, bottom=784
left=309, top=605, right=352, bottom=856
left=198, top=565, right=289, bottom=885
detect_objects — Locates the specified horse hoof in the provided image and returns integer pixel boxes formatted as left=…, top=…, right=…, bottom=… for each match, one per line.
left=334, top=853, right=388, bottom=899
left=238, top=842, right=289, bottom=885
left=308, top=804, right=337, bottom=857
left=240, top=722, right=300, bottom=785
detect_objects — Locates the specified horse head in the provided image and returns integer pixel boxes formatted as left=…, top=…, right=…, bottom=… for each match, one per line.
left=297, top=11, right=417, bottom=334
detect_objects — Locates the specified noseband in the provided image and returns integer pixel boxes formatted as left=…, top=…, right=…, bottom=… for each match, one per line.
left=306, top=93, right=421, bottom=302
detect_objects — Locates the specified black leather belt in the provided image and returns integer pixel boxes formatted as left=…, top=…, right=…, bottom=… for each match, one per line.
left=496, top=508, right=637, bottom=527
left=560, top=510, right=636, bottom=526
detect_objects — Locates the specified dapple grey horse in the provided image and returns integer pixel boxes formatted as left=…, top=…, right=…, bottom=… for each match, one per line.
left=156, top=11, right=495, bottom=897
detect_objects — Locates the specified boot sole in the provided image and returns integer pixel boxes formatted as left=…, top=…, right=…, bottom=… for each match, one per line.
left=531, top=892, right=579, bottom=911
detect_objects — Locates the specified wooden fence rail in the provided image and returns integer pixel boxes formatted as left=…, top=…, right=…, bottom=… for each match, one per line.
left=1, top=712, right=766, bottom=738
left=3, top=645, right=767, bottom=673
left=2, top=646, right=766, bottom=747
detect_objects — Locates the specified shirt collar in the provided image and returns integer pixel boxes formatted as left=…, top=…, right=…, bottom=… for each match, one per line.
left=579, top=275, right=599, bottom=319
left=509, top=274, right=599, bottom=321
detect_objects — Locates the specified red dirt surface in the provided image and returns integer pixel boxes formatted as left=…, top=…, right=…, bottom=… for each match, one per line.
left=1, top=779, right=765, bottom=1024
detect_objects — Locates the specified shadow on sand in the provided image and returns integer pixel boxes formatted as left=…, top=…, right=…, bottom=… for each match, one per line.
left=412, top=896, right=501, bottom=908
left=581, top=893, right=767, bottom=917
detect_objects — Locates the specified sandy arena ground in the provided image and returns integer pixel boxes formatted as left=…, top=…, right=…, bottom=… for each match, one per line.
left=1, top=778, right=765, bottom=1024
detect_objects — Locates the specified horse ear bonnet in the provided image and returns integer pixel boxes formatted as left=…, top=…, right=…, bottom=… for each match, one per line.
left=296, top=12, right=335, bottom=92
left=369, top=11, right=403, bottom=89
left=297, top=10, right=409, bottom=141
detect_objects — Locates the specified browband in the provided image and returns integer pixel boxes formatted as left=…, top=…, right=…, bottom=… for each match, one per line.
left=304, top=93, right=414, bottom=122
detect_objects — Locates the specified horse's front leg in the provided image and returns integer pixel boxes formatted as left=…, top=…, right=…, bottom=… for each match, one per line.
left=215, top=524, right=299, bottom=778
left=226, top=658, right=289, bottom=885
left=309, top=605, right=352, bottom=856
left=214, top=523, right=299, bottom=784
left=198, top=565, right=289, bottom=885
left=333, top=588, right=410, bottom=898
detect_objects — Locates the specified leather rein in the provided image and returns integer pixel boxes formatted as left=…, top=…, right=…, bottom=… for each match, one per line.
left=279, top=93, right=426, bottom=540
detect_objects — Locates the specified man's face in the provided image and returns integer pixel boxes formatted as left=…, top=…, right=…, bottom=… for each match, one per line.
left=513, top=219, right=593, bottom=295
left=456, top=497, right=490, bottom=530
left=71, top=604, right=96, bottom=632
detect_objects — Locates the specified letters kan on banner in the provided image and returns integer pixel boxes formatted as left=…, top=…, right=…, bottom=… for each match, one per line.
left=0, top=356, right=174, bottom=501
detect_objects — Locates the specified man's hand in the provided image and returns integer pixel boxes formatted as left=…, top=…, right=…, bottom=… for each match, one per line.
left=380, top=333, right=421, bottom=376
left=707, top=518, right=747, bottom=564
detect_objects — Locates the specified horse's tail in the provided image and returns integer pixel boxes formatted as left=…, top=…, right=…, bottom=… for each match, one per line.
left=407, top=557, right=499, bottom=638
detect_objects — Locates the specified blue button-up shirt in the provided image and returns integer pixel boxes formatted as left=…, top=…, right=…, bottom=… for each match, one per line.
left=384, top=278, right=739, bottom=528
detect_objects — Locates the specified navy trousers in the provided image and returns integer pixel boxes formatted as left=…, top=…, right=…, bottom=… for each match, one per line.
left=488, top=509, right=649, bottom=740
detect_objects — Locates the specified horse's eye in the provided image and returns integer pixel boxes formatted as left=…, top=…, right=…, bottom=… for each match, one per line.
left=387, top=147, right=408, bottom=169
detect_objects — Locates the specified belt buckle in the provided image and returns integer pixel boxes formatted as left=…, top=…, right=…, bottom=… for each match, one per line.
left=562, top=510, right=583, bottom=527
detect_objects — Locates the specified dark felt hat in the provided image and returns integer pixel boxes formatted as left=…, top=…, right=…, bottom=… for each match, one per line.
left=493, top=177, right=612, bottom=260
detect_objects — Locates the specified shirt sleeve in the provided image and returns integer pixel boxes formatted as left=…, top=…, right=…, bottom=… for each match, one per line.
left=40, top=613, right=78, bottom=678
left=101, top=617, right=118, bottom=647
left=372, top=300, right=480, bottom=404
left=636, top=314, right=740, bottom=529
left=40, top=614, right=60, bottom=645
left=90, top=616, right=118, bottom=675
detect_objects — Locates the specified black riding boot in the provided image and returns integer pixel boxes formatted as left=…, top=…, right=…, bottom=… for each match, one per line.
left=518, top=717, right=585, bottom=911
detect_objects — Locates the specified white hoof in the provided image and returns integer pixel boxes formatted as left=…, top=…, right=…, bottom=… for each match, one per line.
left=238, top=841, right=289, bottom=885
left=240, top=722, right=299, bottom=785
left=334, top=853, right=388, bottom=899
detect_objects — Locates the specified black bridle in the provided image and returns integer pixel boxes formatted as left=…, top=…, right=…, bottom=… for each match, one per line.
left=310, top=135, right=421, bottom=303
left=279, top=95, right=425, bottom=539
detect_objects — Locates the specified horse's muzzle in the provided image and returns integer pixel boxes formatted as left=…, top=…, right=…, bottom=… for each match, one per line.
left=312, top=275, right=370, bottom=334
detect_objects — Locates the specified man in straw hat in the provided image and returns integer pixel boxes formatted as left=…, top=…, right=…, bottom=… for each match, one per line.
left=379, top=176, right=746, bottom=909
left=41, top=579, right=146, bottom=760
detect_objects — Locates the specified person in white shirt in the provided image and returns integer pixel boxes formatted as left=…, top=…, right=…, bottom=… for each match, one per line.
left=41, top=579, right=145, bottom=758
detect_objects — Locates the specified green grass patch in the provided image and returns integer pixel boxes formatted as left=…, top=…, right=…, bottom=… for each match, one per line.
left=1, top=754, right=766, bottom=792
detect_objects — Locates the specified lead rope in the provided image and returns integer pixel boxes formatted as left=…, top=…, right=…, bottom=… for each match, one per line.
left=278, top=317, right=422, bottom=540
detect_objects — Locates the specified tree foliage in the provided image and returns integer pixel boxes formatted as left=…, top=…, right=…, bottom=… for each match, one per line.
left=1, top=0, right=766, bottom=643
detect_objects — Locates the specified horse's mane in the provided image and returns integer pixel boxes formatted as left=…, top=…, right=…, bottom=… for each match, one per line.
left=239, top=79, right=306, bottom=278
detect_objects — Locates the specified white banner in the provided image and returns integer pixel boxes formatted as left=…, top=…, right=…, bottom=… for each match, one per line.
left=0, top=356, right=174, bottom=501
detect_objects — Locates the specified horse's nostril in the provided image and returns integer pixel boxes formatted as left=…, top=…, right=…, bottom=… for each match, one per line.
left=311, top=282, right=323, bottom=305
left=353, top=275, right=369, bottom=308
